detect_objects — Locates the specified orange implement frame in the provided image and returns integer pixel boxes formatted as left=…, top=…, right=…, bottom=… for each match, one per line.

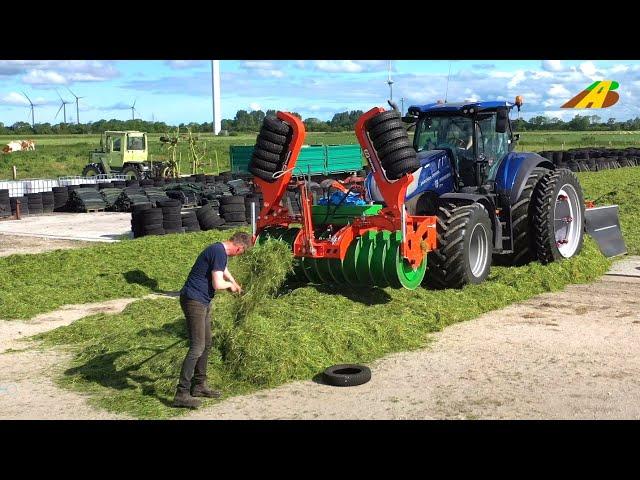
left=253, top=108, right=437, bottom=270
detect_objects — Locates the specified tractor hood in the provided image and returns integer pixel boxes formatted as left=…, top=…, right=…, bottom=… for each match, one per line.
left=365, top=149, right=455, bottom=203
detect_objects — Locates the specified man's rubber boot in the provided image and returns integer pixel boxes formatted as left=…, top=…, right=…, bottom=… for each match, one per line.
left=191, top=384, right=222, bottom=398
left=172, top=390, right=202, bottom=409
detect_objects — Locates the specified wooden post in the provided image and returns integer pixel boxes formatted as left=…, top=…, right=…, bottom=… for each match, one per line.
left=12, top=165, right=17, bottom=180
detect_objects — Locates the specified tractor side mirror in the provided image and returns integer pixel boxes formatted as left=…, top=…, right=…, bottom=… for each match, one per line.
left=496, top=109, right=508, bottom=133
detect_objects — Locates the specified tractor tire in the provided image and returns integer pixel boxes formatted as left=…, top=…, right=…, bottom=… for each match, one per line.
left=250, top=157, right=279, bottom=172
left=369, top=119, right=404, bottom=141
left=252, top=148, right=281, bottom=164
left=367, top=109, right=401, bottom=129
left=385, top=157, right=421, bottom=180
left=531, top=168, right=585, bottom=264
left=256, top=137, right=285, bottom=154
left=497, top=167, right=550, bottom=266
left=122, top=165, right=141, bottom=180
left=249, top=165, right=276, bottom=182
left=257, top=129, right=287, bottom=145
left=263, top=116, right=291, bottom=135
left=376, top=137, right=413, bottom=159
left=371, top=127, right=407, bottom=148
left=380, top=146, right=418, bottom=169
left=82, top=163, right=103, bottom=177
left=425, top=202, right=493, bottom=289
left=322, top=364, right=371, bottom=387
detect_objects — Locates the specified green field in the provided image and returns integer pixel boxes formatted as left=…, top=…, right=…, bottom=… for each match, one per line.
left=2, top=130, right=640, bottom=180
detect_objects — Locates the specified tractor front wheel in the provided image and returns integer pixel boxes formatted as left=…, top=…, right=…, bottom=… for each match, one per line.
left=122, top=165, right=141, bottom=180
left=82, top=163, right=102, bottom=177
left=425, top=201, right=492, bottom=289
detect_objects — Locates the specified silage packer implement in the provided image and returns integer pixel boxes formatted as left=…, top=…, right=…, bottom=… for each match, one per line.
left=251, top=109, right=437, bottom=289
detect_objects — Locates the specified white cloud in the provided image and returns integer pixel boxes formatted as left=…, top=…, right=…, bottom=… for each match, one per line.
left=22, top=70, right=67, bottom=85
left=610, top=64, right=629, bottom=74
left=242, top=61, right=276, bottom=69
left=313, top=60, right=386, bottom=73
left=507, top=70, right=526, bottom=89
left=579, top=61, right=599, bottom=79
left=0, top=92, right=29, bottom=105
left=165, top=60, right=206, bottom=69
left=240, top=60, right=284, bottom=78
left=547, top=84, right=571, bottom=97
left=542, top=60, right=564, bottom=72
left=249, top=102, right=261, bottom=111
left=531, top=71, right=553, bottom=80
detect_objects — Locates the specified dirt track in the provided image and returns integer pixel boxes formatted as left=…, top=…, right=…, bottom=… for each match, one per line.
left=1, top=258, right=639, bottom=420
left=0, top=234, right=92, bottom=257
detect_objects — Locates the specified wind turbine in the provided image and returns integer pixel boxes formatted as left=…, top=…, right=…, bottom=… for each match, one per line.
left=55, top=90, right=73, bottom=124
left=66, top=87, right=84, bottom=125
left=22, top=92, right=38, bottom=128
left=387, top=60, right=394, bottom=102
left=129, top=99, right=137, bottom=120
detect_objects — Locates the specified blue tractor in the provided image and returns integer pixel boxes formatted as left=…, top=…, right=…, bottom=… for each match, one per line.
left=364, top=99, right=587, bottom=288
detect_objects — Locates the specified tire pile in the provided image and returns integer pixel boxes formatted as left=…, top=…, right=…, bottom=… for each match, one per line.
left=113, top=188, right=152, bottom=212
left=10, top=197, right=28, bottom=216
left=195, top=203, right=225, bottom=230
left=158, top=199, right=184, bottom=235
left=365, top=110, right=420, bottom=180
left=181, top=210, right=201, bottom=233
left=218, top=196, right=248, bottom=227
left=53, top=186, right=69, bottom=212
left=0, top=189, right=11, bottom=218
left=243, top=193, right=264, bottom=222
left=42, top=191, right=55, bottom=214
left=132, top=203, right=164, bottom=237
left=249, top=116, right=292, bottom=181
left=68, top=188, right=108, bottom=212
left=538, top=148, right=640, bottom=172
left=100, top=188, right=124, bottom=210
left=27, top=193, right=44, bottom=215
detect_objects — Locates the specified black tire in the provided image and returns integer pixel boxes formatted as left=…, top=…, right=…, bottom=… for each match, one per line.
left=531, top=168, right=585, bottom=264
left=257, top=129, right=287, bottom=145
left=371, top=127, right=407, bottom=148
left=376, top=137, right=413, bottom=159
left=122, top=165, right=141, bottom=180
left=132, top=202, right=153, bottom=213
left=369, top=119, right=404, bottom=141
left=249, top=165, right=276, bottom=182
left=499, top=167, right=550, bottom=266
left=220, top=203, right=245, bottom=213
left=425, top=202, right=493, bottom=289
left=82, top=163, right=103, bottom=177
left=219, top=196, right=245, bottom=205
left=366, top=109, right=401, bottom=129
left=385, top=157, right=420, bottom=180
left=222, top=212, right=246, bottom=222
left=157, top=199, right=181, bottom=208
left=263, top=116, right=291, bottom=135
left=380, top=146, right=417, bottom=168
left=322, top=364, right=371, bottom=387
left=256, top=137, right=285, bottom=154
left=162, top=214, right=183, bottom=222
left=250, top=157, right=279, bottom=172
left=252, top=148, right=281, bottom=164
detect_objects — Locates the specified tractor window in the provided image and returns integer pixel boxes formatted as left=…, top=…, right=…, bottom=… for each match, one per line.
left=112, top=137, right=121, bottom=152
left=127, top=136, right=145, bottom=151
left=476, top=114, right=509, bottom=180
left=415, top=116, right=474, bottom=152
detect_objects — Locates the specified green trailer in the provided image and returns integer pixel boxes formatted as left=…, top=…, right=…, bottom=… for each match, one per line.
left=230, top=144, right=364, bottom=177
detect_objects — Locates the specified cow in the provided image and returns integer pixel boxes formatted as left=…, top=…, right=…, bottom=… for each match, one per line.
left=21, top=140, right=35, bottom=151
left=2, top=140, right=28, bottom=154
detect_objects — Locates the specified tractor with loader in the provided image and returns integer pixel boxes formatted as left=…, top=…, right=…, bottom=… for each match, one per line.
left=82, top=131, right=170, bottom=180
left=246, top=100, right=625, bottom=290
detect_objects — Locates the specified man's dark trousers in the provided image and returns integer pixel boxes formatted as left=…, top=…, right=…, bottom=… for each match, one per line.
left=177, top=294, right=212, bottom=394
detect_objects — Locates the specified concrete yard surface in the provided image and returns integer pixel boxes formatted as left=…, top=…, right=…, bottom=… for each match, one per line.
left=0, top=212, right=132, bottom=242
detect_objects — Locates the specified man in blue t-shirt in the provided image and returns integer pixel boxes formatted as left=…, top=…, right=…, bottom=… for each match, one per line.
left=173, top=231, right=252, bottom=409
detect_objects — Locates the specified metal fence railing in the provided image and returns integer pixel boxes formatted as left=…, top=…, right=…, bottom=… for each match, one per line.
left=0, top=175, right=128, bottom=198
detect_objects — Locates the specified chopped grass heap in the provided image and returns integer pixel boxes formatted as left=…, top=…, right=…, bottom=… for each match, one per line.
left=34, top=238, right=610, bottom=418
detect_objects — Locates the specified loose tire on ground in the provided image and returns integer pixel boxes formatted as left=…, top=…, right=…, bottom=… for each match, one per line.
left=322, top=364, right=371, bottom=387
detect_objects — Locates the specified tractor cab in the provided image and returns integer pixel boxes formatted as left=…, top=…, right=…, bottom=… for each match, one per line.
left=407, top=101, right=518, bottom=190
left=99, top=131, right=148, bottom=167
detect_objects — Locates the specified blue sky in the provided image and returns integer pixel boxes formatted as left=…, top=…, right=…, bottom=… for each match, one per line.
left=1, top=60, right=639, bottom=125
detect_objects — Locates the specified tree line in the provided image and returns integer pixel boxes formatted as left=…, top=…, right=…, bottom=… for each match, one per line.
left=2, top=111, right=640, bottom=136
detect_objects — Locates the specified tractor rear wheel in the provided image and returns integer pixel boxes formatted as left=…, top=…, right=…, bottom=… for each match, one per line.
left=425, top=201, right=492, bottom=289
left=498, top=166, right=550, bottom=266
left=531, top=168, right=585, bottom=263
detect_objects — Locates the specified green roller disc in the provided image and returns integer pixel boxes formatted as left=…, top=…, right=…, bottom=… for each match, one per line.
left=328, top=257, right=348, bottom=284
left=313, top=258, right=336, bottom=284
left=300, top=256, right=322, bottom=284
left=355, top=231, right=376, bottom=285
left=370, top=231, right=391, bottom=287
left=383, top=232, right=427, bottom=290
left=342, top=237, right=363, bottom=287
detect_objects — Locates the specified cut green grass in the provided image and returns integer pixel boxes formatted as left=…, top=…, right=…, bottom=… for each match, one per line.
left=34, top=238, right=610, bottom=418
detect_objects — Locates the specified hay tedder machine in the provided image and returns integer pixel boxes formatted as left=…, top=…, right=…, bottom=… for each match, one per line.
left=250, top=100, right=625, bottom=290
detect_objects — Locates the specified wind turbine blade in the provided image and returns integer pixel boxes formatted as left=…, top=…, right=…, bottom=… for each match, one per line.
left=55, top=103, right=63, bottom=119
left=66, top=86, right=77, bottom=98
left=22, top=91, right=33, bottom=105
left=132, top=99, right=137, bottom=108
left=57, top=90, right=64, bottom=102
